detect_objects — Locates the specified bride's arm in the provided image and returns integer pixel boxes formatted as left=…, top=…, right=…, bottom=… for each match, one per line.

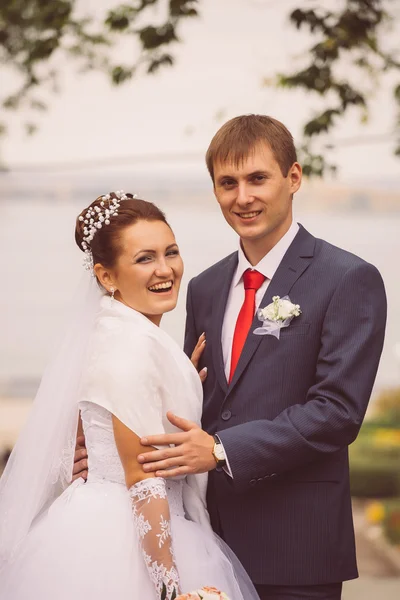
left=112, top=415, right=181, bottom=599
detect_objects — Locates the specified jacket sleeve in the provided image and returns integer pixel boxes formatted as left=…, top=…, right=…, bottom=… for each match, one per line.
left=183, top=280, right=199, bottom=359
left=217, top=262, right=387, bottom=493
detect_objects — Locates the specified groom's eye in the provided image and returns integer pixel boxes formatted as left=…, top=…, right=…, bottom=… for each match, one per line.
left=251, top=174, right=266, bottom=183
left=221, top=179, right=236, bottom=188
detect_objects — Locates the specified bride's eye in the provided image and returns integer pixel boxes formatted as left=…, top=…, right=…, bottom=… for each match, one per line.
left=136, top=255, right=153, bottom=263
left=166, top=249, right=180, bottom=257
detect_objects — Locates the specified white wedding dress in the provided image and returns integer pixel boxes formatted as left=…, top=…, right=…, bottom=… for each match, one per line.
left=0, top=297, right=258, bottom=600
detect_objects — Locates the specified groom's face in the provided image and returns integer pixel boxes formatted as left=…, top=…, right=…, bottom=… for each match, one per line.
left=212, top=142, right=301, bottom=246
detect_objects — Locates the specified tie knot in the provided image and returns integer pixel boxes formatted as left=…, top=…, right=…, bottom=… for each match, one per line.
left=243, top=269, right=266, bottom=291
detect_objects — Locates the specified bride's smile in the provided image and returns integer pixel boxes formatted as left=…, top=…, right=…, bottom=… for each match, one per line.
left=94, top=219, right=184, bottom=326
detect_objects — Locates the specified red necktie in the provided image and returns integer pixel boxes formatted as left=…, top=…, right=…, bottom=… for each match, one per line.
left=229, top=269, right=266, bottom=383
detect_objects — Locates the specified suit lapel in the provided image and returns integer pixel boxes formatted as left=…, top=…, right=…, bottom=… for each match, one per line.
left=210, top=253, right=238, bottom=394
left=227, top=225, right=316, bottom=394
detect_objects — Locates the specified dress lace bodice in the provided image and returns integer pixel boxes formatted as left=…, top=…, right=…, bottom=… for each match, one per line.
left=80, top=402, right=125, bottom=486
left=80, top=401, right=184, bottom=597
left=79, top=401, right=185, bottom=518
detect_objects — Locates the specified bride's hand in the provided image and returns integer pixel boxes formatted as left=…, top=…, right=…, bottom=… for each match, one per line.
left=191, top=333, right=207, bottom=383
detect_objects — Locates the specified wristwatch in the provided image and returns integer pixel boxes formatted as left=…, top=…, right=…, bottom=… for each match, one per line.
left=212, top=435, right=227, bottom=468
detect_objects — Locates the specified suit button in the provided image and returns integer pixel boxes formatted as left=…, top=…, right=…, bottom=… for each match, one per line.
left=221, top=410, right=232, bottom=421
left=250, top=479, right=257, bottom=486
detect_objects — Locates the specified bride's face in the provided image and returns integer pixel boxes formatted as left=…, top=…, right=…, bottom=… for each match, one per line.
left=108, top=219, right=183, bottom=325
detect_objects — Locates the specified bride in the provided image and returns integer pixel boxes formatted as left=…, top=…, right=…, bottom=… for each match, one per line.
left=0, top=192, right=259, bottom=600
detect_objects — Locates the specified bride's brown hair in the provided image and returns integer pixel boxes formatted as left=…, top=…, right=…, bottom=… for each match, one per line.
left=75, top=192, right=169, bottom=268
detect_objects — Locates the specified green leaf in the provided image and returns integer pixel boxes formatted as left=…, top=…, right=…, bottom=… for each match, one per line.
left=105, top=5, right=137, bottom=31
left=303, top=108, right=341, bottom=137
left=25, top=122, right=38, bottom=136
left=111, top=65, right=133, bottom=85
left=3, top=95, right=21, bottom=110
left=139, top=24, right=177, bottom=50
left=335, top=83, right=366, bottom=109
left=147, top=53, right=174, bottom=74
left=30, top=98, right=47, bottom=111
left=277, top=64, right=333, bottom=95
left=170, top=0, right=198, bottom=18
left=30, top=36, right=60, bottom=62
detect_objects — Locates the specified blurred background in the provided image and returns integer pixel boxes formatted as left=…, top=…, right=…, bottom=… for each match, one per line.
left=1, top=1, right=399, bottom=597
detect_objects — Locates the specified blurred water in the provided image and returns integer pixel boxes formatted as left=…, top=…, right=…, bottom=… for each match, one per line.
left=1, top=192, right=399, bottom=398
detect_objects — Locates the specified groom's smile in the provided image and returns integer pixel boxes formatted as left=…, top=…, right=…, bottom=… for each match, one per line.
left=212, top=141, right=302, bottom=264
left=234, top=210, right=262, bottom=221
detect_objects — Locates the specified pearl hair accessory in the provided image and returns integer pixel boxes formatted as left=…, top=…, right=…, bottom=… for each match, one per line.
left=79, top=190, right=137, bottom=274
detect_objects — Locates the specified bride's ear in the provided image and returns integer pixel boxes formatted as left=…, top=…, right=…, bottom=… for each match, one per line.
left=93, top=263, right=116, bottom=294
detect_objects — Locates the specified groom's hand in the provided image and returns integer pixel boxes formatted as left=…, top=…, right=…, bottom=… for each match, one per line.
left=137, top=412, right=216, bottom=477
left=72, top=435, right=88, bottom=482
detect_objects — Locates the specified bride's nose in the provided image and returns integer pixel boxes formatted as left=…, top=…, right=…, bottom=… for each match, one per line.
left=154, top=258, right=173, bottom=278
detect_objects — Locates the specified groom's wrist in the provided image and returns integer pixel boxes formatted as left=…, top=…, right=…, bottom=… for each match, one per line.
left=212, top=435, right=227, bottom=469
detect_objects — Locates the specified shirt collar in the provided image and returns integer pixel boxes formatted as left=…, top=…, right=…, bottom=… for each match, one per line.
left=233, top=221, right=300, bottom=287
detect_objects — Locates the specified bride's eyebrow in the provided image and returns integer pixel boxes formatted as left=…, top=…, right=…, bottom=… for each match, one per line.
left=133, top=249, right=155, bottom=258
left=133, top=244, right=178, bottom=258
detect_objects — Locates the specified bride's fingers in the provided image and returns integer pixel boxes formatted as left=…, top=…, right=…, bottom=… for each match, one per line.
left=199, top=367, right=208, bottom=383
left=190, top=333, right=206, bottom=369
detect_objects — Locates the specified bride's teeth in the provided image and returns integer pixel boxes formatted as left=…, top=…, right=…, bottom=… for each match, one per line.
left=149, top=281, right=173, bottom=291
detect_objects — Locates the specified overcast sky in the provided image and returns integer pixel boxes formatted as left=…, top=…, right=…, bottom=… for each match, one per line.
left=2, top=0, right=400, bottom=183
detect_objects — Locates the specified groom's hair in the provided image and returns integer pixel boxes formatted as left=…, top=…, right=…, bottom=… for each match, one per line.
left=206, top=114, right=297, bottom=181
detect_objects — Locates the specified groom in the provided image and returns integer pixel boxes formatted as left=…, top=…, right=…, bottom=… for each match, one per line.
left=136, top=115, right=387, bottom=599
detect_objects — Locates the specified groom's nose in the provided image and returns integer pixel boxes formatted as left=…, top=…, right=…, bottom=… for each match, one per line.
left=236, top=182, right=254, bottom=208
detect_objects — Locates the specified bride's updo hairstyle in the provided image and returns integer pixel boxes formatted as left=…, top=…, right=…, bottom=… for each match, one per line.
left=75, top=192, right=170, bottom=270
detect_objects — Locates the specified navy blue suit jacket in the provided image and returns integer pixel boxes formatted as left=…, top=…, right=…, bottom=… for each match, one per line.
left=184, top=225, right=387, bottom=586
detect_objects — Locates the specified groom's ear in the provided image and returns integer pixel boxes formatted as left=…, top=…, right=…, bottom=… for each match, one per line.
left=288, top=162, right=302, bottom=194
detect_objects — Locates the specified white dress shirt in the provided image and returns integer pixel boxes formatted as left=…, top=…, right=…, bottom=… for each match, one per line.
left=217, top=221, right=299, bottom=477
left=222, top=221, right=300, bottom=381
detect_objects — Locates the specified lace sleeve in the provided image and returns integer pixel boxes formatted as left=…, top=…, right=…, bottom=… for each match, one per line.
left=129, top=478, right=181, bottom=599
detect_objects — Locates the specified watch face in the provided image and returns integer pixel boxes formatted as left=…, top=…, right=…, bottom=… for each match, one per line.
left=214, top=444, right=225, bottom=461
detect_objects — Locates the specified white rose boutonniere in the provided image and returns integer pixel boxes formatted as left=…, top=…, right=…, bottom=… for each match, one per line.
left=254, top=295, right=301, bottom=339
